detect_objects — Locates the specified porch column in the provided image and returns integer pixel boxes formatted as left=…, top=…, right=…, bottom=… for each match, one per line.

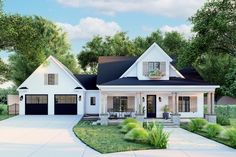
left=211, top=92, right=215, bottom=114
left=103, top=94, right=107, bottom=114
left=172, top=92, right=178, bottom=114
left=207, top=92, right=212, bottom=114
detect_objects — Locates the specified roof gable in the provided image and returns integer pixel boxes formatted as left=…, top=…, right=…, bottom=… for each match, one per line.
left=120, top=43, right=173, bottom=78
left=18, top=55, right=85, bottom=90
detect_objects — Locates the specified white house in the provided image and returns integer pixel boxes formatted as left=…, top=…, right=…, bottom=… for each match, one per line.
left=18, top=43, right=219, bottom=120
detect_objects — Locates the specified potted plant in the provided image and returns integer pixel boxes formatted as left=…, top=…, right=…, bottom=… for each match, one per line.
left=162, top=105, right=170, bottom=119
left=148, top=69, right=164, bottom=79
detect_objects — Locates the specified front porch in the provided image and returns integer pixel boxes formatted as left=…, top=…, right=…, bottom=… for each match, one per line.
left=98, top=90, right=217, bottom=125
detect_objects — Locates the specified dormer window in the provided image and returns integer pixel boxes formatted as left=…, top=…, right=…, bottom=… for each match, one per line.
left=143, top=62, right=166, bottom=79
left=44, top=73, right=58, bottom=85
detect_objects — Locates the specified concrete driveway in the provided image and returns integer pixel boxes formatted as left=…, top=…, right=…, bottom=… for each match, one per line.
left=0, top=116, right=235, bottom=157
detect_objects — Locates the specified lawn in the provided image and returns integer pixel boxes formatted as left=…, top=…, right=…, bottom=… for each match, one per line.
left=180, top=119, right=236, bottom=149
left=0, top=104, right=14, bottom=121
left=73, top=120, right=154, bottom=153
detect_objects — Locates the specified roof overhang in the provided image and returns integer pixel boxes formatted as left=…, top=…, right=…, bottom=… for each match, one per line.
left=97, top=85, right=220, bottom=92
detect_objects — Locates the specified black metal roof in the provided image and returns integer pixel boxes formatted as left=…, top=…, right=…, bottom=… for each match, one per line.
left=101, top=77, right=215, bottom=86
left=74, top=74, right=98, bottom=90
left=96, top=57, right=138, bottom=84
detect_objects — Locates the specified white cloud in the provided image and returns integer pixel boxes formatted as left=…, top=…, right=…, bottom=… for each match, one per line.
left=57, top=0, right=205, bottom=17
left=160, top=24, right=195, bottom=39
left=56, top=17, right=121, bottom=41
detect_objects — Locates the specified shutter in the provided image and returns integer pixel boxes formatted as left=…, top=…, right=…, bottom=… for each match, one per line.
left=190, top=96, right=197, bottom=112
left=55, top=74, right=58, bottom=85
left=160, top=62, right=166, bottom=75
left=143, top=62, right=148, bottom=76
left=44, top=73, right=48, bottom=85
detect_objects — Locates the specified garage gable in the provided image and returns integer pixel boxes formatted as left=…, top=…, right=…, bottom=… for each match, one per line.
left=18, top=56, right=85, bottom=92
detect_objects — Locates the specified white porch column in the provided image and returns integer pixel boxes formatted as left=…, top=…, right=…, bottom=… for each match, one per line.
left=211, top=92, right=215, bottom=114
left=207, top=92, right=212, bottom=114
left=172, top=92, right=178, bottom=114
left=172, top=92, right=175, bottom=114
left=103, top=94, right=107, bottom=114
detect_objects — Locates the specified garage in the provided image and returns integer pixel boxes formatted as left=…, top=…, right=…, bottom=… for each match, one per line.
left=54, top=95, right=77, bottom=115
left=25, top=95, right=48, bottom=115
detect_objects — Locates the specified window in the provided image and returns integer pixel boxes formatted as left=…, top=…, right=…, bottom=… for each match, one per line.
left=113, top=96, right=128, bottom=112
left=148, top=62, right=160, bottom=73
left=178, top=96, right=190, bottom=112
left=26, top=95, right=47, bottom=104
left=55, top=95, right=77, bottom=104
left=45, top=73, right=58, bottom=85
left=90, top=97, right=96, bottom=106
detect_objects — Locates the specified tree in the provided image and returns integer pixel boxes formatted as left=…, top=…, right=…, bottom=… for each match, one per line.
left=0, top=14, right=78, bottom=85
left=0, top=58, right=9, bottom=83
left=191, top=0, right=236, bottom=56
left=77, top=32, right=137, bottom=72
left=222, top=68, right=236, bottom=98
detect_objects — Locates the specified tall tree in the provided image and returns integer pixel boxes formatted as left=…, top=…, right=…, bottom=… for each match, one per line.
left=0, top=14, right=78, bottom=85
left=191, top=0, right=236, bottom=56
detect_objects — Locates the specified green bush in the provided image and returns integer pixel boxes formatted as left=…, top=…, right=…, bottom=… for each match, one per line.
left=120, top=122, right=141, bottom=133
left=225, top=128, right=236, bottom=148
left=205, top=123, right=222, bottom=138
left=143, top=121, right=155, bottom=131
left=188, top=118, right=208, bottom=132
left=0, top=107, right=4, bottom=115
left=148, top=123, right=169, bottom=148
left=217, top=115, right=231, bottom=126
left=121, top=118, right=138, bottom=126
left=124, top=127, right=149, bottom=143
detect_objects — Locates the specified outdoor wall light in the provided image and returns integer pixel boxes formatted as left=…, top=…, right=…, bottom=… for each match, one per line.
left=159, top=97, right=162, bottom=102
left=20, top=95, right=23, bottom=101
left=142, top=97, right=145, bottom=102
left=78, top=95, right=81, bottom=101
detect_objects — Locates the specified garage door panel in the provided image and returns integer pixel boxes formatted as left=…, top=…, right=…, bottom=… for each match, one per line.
left=25, top=95, right=48, bottom=115
left=54, top=95, right=77, bottom=115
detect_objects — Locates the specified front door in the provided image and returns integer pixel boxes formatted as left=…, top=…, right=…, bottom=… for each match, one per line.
left=147, top=95, right=156, bottom=118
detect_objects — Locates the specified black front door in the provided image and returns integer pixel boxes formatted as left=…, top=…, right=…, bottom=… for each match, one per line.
left=147, top=95, right=156, bottom=118
left=54, top=95, right=77, bottom=115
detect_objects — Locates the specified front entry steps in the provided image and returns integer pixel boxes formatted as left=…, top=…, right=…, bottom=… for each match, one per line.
left=144, top=118, right=179, bottom=128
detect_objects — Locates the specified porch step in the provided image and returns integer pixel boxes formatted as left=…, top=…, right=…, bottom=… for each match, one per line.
left=83, top=114, right=99, bottom=121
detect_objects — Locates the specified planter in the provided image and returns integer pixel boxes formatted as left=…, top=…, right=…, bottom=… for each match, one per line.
left=205, top=114, right=216, bottom=123
left=135, top=114, right=145, bottom=122
left=162, top=112, right=169, bottom=119
left=148, top=75, right=162, bottom=79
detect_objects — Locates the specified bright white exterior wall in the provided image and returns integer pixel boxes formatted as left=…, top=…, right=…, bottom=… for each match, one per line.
left=18, top=57, right=85, bottom=115
left=85, top=90, right=99, bottom=114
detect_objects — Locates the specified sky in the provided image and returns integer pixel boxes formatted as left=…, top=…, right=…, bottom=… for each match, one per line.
left=0, top=0, right=206, bottom=60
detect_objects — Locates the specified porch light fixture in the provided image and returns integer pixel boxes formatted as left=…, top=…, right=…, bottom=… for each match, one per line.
left=20, top=95, right=23, bottom=101
left=78, top=95, right=81, bottom=101
left=142, top=97, right=145, bottom=102
left=159, top=97, right=162, bottom=102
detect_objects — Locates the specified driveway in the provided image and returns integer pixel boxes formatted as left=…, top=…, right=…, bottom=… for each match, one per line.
left=0, top=116, right=235, bottom=157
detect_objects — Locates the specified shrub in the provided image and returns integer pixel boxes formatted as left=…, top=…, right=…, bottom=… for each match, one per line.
left=121, top=118, right=138, bottom=126
left=205, top=123, right=222, bottom=138
left=124, top=127, right=149, bottom=143
left=217, top=115, right=230, bottom=126
left=188, top=118, right=208, bottom=132
left=225, top=128, right=236, bottom=148
left=148, top=123, right=169, bottom=148
left=0, top=106, right=4, bottom=115
left=120, top=122, right=141, bottom=133
left=143, top=121, right=155, bottom=131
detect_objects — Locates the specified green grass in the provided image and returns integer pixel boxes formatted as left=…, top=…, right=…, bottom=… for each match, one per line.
left=0, top=104, right=14, bottom=121
left=73, top=120, right=154, bottom=153
left=180, top=122, right=236, bottom=149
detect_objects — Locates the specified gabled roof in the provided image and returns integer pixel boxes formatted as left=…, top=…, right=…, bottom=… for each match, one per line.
left=97, top=56, right=138, bottom=85
left=120, top=43, right=173, bottom=78
left=18, top=55, right=85, bottom=90
left=74, top=74, right=98, bottom=90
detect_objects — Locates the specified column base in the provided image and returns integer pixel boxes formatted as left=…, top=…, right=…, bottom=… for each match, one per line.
left=99, top=113, right=109, bottom=125
left=170, top=113, right=181, bottom=126
left=135, top=114, right=145, bottom=122
left=205, top=114, right=216, bottom=123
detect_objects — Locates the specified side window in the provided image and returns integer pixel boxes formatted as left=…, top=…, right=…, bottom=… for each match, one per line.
left=44, top=73, right=58, bottom=85
left=90, top=97, right=96, bottom=106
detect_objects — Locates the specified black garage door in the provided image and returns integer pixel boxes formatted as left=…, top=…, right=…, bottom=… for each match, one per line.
left=54, top=95, right=77, bottom=115
left=25, top=95, right=48, bottom=115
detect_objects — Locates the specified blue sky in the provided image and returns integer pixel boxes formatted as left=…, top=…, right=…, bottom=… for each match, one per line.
left=1, top=0, right=205, bottom=60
